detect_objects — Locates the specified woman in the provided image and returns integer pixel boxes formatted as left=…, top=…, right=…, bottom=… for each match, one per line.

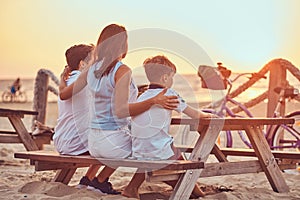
left=59, top=23, right=178, bottom=196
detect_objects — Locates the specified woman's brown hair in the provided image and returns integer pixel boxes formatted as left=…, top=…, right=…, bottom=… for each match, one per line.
left=94, top=24, right=128, bottom=79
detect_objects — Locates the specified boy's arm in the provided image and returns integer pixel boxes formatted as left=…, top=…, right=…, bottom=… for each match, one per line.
left=59, top=68, right=88, bottom=100
left=183, top=105, right=216, bottom=118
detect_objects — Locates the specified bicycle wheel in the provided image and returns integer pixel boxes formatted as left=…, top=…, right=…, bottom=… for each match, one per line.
left=17, top=91, right=27, bottom=103
left=201, top=109, right=233, bottom=148
left=217, top=130, right=233, bottom=148
left=2, top=91, right=12, bottom=103
left=271, top=111, right=300, bottom=151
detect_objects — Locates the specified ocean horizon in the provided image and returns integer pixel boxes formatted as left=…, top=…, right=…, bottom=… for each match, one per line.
left=1, top=72, right=299, bottom=104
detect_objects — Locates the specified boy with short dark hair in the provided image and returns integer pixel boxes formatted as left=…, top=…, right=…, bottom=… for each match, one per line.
left=54, top=44, right=99, bottom=188
left=132, top=55, right=214, bottom=160
left=123, top=55, right=214, bottom=198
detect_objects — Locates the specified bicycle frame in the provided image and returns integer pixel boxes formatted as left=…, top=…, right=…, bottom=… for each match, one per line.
left=203, top=93, right=254, bottom=148
left=203, top=73, right=299, bottom=150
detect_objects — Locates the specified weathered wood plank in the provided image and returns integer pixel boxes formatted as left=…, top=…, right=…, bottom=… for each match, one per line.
left=170, top=124, right=222, bottom=200
left=0, top=134, right=21, bottom=143
left=8, top=115, right=39, bottom=151
left=14, top=151, right=204, bottom=171
left=211, top=145, right=228, bottom=162
left=53, top=168, right=77, bottom=184
left=34, top=161, right=91, bottom=171
left=171, top=118, right=294, bottom=127
left=244, top=125, right=289, bottom=192
left=0, top=108, right=38, bottom=117
left=146, top=160, right=296, bottom=182
left=220, top=148, right=300, bottom=160
left=177, top=146, right=300, bottom=161
left=0, top=130, right=18, bottom=134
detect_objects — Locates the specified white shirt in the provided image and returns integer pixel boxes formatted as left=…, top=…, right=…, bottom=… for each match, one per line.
left=87, top=61, right=138, bottom=130
left=53, top=70, right=90, bottom=155
left=131, top=88, right=187, bottom=160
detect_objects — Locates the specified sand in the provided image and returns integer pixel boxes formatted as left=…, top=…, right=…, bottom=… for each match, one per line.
left=0, top=101, right=299, bottom=200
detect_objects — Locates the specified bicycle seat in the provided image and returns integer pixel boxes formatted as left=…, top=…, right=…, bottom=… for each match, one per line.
left=198, top=65, right=227, bottom=90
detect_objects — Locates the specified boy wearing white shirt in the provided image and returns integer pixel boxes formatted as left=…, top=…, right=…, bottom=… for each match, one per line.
left=132, top=55, right=214, bottom=161
left=124, top=55, right=214, bottom=198
left=54, top=44, right=100, bottom=188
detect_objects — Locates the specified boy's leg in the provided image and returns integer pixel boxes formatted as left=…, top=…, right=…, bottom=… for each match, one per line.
left=88, top=166, right=120, bottom=195
left=122, top=170, right=145, bottom=199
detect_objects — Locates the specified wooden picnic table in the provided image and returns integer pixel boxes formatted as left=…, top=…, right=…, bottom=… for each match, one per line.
left=14, top=117, right=297, bottom=200
left=0, top=108, right=39, bottom=151
left=168, top=117, right=295, bottom=200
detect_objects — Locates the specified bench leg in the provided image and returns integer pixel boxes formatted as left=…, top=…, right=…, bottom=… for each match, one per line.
left=244, top=125, right=289, bottom=193
left=53, top=168, right=77, bottom=184
left=85, top=165, right=101, bottom=180
left=8, top=116, right=39, bottom=151
left=212, top=144, right=228, bottom=162
left=170, top=124, right=222, bottom=200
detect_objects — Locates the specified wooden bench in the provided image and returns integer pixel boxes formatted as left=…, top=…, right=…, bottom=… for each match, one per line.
left=0, top=108, right=52, bottom=150
left=168, top=118, right=295, bottom=199
left=147, top=146, right=300, bottom=182
left=14, top=118, right=295, bottom=200
left=14, top=150, right=204, bottom=184
left=177, top=145, right=300, bottom=162
left=218, top=147, right=300, bottom=160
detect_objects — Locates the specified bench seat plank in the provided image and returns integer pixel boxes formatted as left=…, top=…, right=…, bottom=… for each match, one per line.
left=220, top=148, right=300, bottom=160
left=0, top=108, right=38, bottom=117
left=147, top=160, right=297, bottom=182
left=14, top=150, right=204, bottom=171
left=176, top=146, right=300, bottom=160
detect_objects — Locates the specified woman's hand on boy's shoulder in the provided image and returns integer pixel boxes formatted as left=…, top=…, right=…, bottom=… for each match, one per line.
left=154, top=88, right=179, bottom=110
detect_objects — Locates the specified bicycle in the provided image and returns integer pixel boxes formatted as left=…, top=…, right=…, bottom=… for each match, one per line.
left=1, top=86, right=27, bottom=103
left=198, top=64, right=300, bottom=152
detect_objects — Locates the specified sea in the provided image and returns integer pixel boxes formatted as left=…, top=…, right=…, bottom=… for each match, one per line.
left=1, top=72, right=299, bottom=104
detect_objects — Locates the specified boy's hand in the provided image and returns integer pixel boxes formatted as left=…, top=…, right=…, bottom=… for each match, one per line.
left=60, top=65, right=71, bottom=81
left=154, top=88, right=179, bottom=110
left=205, top=113, right=219, bottom=118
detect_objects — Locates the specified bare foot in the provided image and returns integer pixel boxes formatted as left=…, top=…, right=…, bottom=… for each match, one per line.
left=121, top=188, right=140, bottom=199
left=192, top=185, right=206, bottom=198
left=191, top=191, right=206, bottom=198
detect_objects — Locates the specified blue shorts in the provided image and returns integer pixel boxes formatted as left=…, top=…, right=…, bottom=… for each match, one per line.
left=10, top=87, right=16, bottom=94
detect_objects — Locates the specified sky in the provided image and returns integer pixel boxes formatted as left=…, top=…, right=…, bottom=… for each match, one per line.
left=0, top=0, right=299, bottom=79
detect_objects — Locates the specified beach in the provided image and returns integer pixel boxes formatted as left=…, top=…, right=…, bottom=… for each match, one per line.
left=0, top=100, right=299, bottom=200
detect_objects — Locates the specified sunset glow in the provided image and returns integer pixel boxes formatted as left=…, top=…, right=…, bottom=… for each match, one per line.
left=0, top=0, right=299, bottom=78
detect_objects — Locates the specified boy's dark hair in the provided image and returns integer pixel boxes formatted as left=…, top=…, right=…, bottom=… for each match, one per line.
left=65, top=44, right=94, bottom=71
left=143, top=55, right=176, bottom=82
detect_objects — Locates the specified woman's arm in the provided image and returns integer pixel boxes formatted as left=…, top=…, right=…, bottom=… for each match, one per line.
left=183, top=105, right=217, bottom=118
left=59, top=68, right=88, bottom=100
left=114, top=65, right=179, bottom=118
